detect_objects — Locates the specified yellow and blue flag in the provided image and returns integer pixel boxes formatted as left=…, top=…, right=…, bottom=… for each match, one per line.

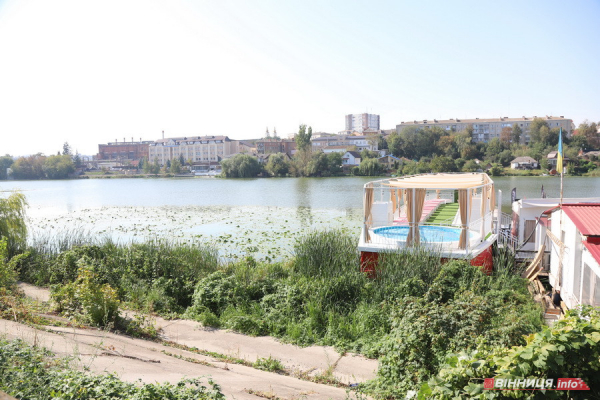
left=557, top=127, right=563, bottom=174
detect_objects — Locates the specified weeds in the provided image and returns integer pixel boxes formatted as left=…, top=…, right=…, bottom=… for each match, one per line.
left=253, top=356, right=285, bottom=373
left=0, top=339, right=225, bottom=400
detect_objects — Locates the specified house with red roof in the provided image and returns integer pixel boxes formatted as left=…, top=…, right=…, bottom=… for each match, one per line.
left=543, top=204, right=600, bottom=309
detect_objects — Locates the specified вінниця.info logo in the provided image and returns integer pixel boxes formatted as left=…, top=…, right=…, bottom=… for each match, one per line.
left=484, top=378, right=590, bottom=391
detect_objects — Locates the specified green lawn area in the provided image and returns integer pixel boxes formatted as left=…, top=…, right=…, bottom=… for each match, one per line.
left=426, top=202, right=459, bottom=224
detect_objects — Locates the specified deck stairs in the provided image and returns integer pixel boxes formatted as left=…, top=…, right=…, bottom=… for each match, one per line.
left=425, top=203, right=459, bottom=224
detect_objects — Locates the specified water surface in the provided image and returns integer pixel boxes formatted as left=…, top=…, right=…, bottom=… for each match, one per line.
left=2, top=175, right=599, bottom=259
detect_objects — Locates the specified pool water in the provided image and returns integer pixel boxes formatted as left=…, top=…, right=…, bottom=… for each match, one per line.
left=373, top=226, right=471, bottom=242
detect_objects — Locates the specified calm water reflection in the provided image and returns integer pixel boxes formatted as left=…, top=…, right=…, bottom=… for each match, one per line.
left=1, top=175, right=599, bottom=258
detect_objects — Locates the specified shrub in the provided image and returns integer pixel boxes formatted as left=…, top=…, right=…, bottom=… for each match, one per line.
left=0, top=239, right=17, bottom=290
left=0, top=338, right=225, bottom=400
left=187, top=271, right=243, bottom=316
left=52, top=261, right=120, bottom=327
left=420, top=306, right=600, bottom=399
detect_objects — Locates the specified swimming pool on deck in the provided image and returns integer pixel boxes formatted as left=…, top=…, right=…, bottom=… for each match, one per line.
left=372, top=225, right=477, bottom=243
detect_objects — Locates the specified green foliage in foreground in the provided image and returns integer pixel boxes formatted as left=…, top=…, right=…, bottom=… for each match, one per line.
left=420, top=306, right=600, bottom=399
left=0, top=339, right=224, bottom=400
left=51, top=261, right=120, bottom=327
left=0, top=191, right=28, bottom=257
left=20, top=239, right=220, bottom=314
left=15, top=230, right=544, bottom=399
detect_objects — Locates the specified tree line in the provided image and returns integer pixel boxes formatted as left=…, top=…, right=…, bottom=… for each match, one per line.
left=221, top=119, right=600, bottom=178
left=1, top=142, right=82, bottom=180
left=2, top=119, right=598, bottom=180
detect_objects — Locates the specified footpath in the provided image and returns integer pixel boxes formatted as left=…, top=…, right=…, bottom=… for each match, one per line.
left=0, top=283, right=378, bottom=400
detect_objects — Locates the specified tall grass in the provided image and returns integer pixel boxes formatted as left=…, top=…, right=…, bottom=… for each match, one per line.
left=292, top=229, right=359, bottom=277
left=20, top=234, right=220, bottom=313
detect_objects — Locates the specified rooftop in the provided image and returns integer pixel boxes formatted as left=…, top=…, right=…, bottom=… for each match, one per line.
left=398, top=116, right=570, bottom=125
left=154, top=135, right=231, bottom=144
left=561, top=204, right=600, bottom=236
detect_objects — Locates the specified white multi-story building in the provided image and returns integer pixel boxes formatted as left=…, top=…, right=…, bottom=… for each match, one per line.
left=396, top=116, right=574, bottom=144
left=345, top=113, right=380, bottom=133
left=311, top=135, right=377, bottom=152
left=148, top=135, right=239, bottom=165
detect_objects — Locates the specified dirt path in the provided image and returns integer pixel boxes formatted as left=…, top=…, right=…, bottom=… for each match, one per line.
left=4, top=283, right=378, bottom=400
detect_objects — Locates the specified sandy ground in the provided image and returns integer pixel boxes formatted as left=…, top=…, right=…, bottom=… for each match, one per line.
left=1, top=283, right=378, bottom=400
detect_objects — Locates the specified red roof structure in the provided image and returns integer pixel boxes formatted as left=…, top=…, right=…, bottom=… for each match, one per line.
left=584, top=241, right=600, bottom=264
left=561, top=204, right=600, bottom=236
left=548, top=204, right=600, bottom=265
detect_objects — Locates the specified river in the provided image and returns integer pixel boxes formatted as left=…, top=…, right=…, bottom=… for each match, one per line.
left=2, top=175, right=599, bottom=260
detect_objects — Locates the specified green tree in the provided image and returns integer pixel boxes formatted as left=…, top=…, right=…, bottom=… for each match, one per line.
left=151, top=157, right=161, bottom=175
left=142, top=157, right=150, bottom=174
left=43, top=155, right=75, bottom=179
left=265, top=153, right=290, bottom=177
left=430, top=155, right=457, bottom=172
left=220, top=154, right=262, bottom=178
left=326, top=152, right=343, bottom=176
left=462, top=160, right=479, bottom=172
left=170, top=158, right=182, bottom=174
left=498, top=149, right=513, bottom=166
left=360, top=149, right=379, bottom=159
left=485, top=138, right=504, bottom=163
left=576, top=120, right=599, bottom=149
left=511, top=123, right=522, bottom=144
left=179, top=154, right=186, bottom=166
left=73, top=152, right=82, bottom=169
left=11, top=154, right=46, bottom=179
left=0, top=191, right=27, bottom=257
left=356, top=158, right=383, bottom=176
left=62, top=142, right=72, bottom=156
left=165, top=159, right=171, bottom=170
left=528, top=118, right=549, bottom=145
left=489, top=163, right=504, bottom=176
left=0, top=155, right=13, bottom=180
left=295, top=124, right=312, bottom=152
left=386, top=132, right=404, bottom=157
left=306, top=152, right=329, bottom=176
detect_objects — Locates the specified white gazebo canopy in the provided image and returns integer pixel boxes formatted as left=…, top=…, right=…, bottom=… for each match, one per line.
left=383, top=173, right=491, bottom=190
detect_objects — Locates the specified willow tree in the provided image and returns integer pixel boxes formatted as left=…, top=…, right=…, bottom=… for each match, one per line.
left=0, top=192, right=28, bottom=256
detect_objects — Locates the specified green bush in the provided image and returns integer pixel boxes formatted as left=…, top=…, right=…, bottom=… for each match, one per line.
left=420, top=306, right=600, bottom=399
left=0, top=339, right=224, bottom=400
left=24, top=239, right=219, bottom=314
left=52, top=261, right=120, bottom=327
left=0, top=239, right=17, bottom=290
left=364, top=260, right=543, bottom=399
left=187, top=271, right=244, bottom=315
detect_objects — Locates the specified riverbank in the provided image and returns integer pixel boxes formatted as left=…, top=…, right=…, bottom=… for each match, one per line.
left=2, top=229, right=543, bottom=399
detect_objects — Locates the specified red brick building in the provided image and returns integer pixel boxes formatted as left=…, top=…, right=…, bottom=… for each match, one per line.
left=97, top=139, right=154, bottom=160
left=256, top=138, right=296, bottom=155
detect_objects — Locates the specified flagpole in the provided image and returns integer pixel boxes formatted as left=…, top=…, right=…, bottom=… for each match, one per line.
left=558, top=127, right=564, bottom=206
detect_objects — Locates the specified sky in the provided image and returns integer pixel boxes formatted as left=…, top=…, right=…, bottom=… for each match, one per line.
left=1, top=0, right=599, bottom=157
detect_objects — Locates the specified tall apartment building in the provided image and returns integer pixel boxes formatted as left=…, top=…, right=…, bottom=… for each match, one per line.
left=97, top=139, right=154, bottom=160
left=345, top=113, right=380, bottom=133
left=396, top=116, right=574, bottom=143
left=148, top=135, right=239, bottom=165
